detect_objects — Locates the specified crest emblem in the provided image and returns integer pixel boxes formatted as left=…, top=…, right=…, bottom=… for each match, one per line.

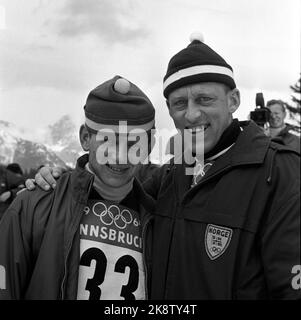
left=205, top=224, right=232, bottom=260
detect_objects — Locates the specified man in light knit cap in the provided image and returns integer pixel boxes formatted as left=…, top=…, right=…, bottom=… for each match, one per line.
left=266, top=99, right=300, bottom=153
left=27, top=34, right=300, bottom=300
left=0, top=75, right=156, bottom=300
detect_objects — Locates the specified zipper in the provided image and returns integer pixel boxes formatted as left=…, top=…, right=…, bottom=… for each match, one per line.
left=141, top=214, right=153, bottom=300
left=60, top=237, right=73, bottom=299
left=163, top=164, right=231, bottom=297
left=183, top=165, right=232, bottom=202
left=60, top=203, right=86, bottom=300
left=163, top=166, right=178, bottom=298
left=60, top=178, right=94, bottom=300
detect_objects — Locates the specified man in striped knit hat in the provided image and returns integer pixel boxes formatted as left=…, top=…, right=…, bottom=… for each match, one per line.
left=146, top=33, right=300, bottom=299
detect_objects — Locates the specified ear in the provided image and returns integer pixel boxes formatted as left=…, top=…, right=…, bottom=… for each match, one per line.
left=227, top=88, right=240, bottom=114
left=79, top=125, right=91, bottom=151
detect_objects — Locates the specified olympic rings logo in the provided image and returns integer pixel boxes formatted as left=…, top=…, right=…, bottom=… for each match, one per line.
left=92, top=201, right=134, bottom=230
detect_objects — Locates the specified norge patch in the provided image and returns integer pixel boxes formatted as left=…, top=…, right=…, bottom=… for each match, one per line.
left=205, top=224, right=233, bottom=260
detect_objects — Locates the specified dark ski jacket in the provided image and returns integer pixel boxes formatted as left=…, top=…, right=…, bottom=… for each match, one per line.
left=144, top=121, right=300, bottom=299
left=0, top=155, right=155, bottom=299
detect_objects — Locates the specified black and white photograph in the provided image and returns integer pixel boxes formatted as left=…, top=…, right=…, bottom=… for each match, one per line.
left=0, top=0, right=300, bottom=307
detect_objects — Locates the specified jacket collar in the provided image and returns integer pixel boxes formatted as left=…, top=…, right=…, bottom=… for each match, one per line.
left=277, top=124, right=294, bottom=137
left=175, top=121, right=271, bottom=198
left=202, top=121, right=270, bottom=180
left=225, top=120, right=270, bottom=165
left=132, top=176, right=156, bottom=214
left=70, top=154, right=94, bottom=204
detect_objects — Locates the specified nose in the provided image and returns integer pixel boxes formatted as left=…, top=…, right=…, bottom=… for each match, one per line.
left=185, top=100, right=201, bottom=124
left=114, top=140, right=129, bottom=165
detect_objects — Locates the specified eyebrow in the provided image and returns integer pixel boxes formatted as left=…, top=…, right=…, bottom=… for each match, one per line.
left=170, top=89, right=217, bottom=101
left=170, top=95, right=187, bottom=100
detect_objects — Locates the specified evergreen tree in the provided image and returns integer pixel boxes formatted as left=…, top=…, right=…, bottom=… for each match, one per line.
left=284, top=76, right=301, bottom=133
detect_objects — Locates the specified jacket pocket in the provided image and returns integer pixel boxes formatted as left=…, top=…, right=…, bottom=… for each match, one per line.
left=182, top=209, right=257, bottom=233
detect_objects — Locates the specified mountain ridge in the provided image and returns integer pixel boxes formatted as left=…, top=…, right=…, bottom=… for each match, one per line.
left=0, top=116, right=83, bottom=172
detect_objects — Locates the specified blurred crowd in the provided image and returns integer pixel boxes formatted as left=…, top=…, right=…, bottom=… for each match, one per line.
left=0, top=163, right=28, bottom=220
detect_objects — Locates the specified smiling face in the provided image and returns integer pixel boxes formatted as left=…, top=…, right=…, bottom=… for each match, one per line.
left=167, top=82, right=240, bottom=155
left=80, top=125, right=139, bottom=188
left=268, top=103, right=286, bottom=129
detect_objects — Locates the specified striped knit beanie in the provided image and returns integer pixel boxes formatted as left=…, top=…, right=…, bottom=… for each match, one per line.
left=163, top=33, right=236, bottom=98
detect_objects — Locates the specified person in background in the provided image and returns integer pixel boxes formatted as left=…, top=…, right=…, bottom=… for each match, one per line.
left=6, top=163, right=24, bottom=177
left=266, top=99, right=300, bottom=153
left=0, top=163, right=25, bottom=220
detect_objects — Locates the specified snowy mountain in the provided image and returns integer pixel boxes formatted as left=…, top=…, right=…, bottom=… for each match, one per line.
left=0, top=116, right=83, bottom=172
left=45, top=115, right=83, bottom=167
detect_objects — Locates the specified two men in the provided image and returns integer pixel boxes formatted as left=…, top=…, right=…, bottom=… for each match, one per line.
left=0, top=76, right=156, bottom=299
left=11, top=34, right=301, bottom=299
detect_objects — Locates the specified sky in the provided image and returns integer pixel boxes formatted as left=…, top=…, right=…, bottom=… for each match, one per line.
left=0, top=0, right=300, bottom=142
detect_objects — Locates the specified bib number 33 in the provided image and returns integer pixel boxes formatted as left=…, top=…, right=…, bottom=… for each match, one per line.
left=79, top=247, right=139, bottom=300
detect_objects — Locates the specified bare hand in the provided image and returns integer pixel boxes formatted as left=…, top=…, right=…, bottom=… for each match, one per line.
left=24, top=166, right=65, bottom=191
left=25, top=178, right=37, bottom=191
left=35, top=166, right=65, bottom=190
